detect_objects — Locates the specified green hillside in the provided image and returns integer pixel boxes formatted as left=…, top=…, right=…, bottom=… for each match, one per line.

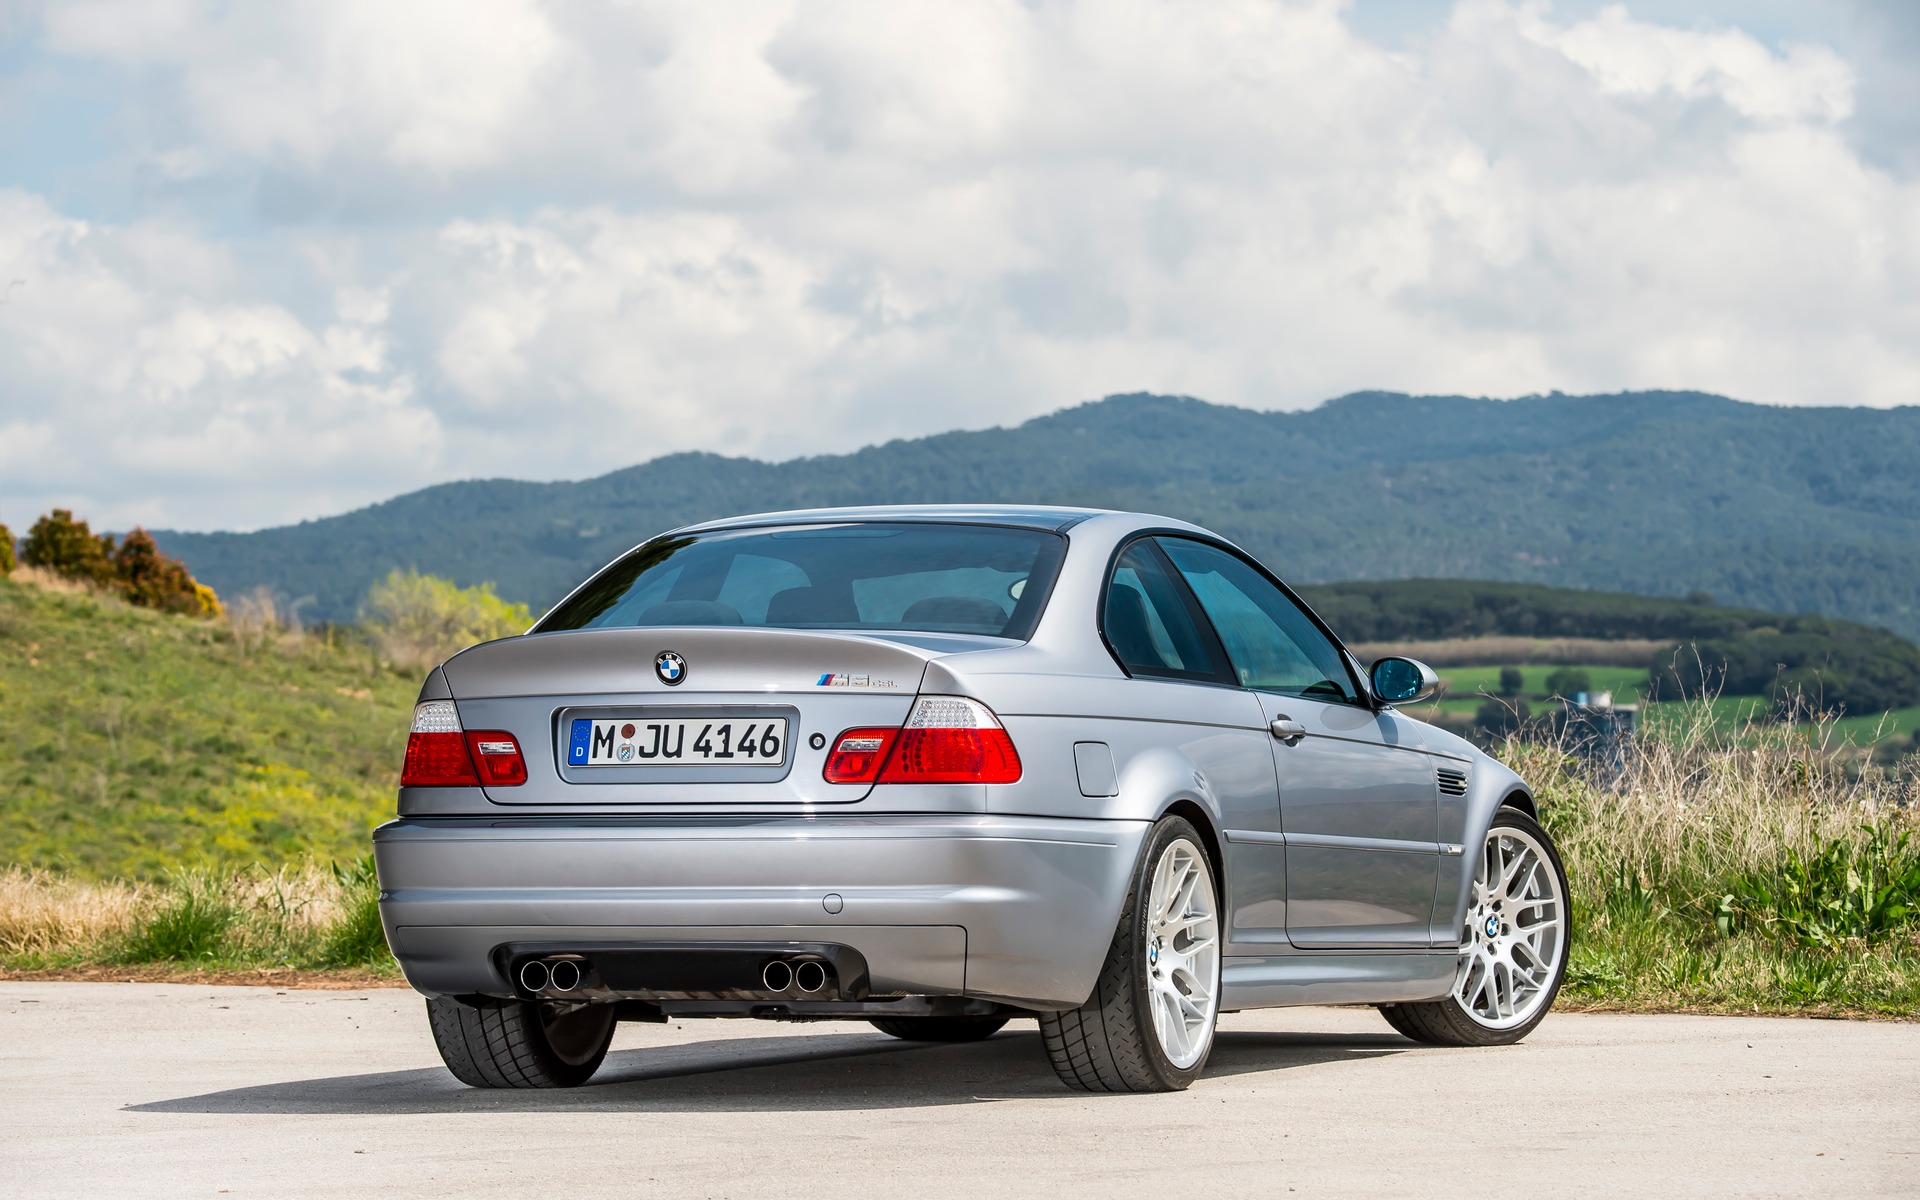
left=156, top=391, right=1920, bottom=638
left=0, top=578, right=413, bottom=878
left=1299, top=578, right=1847, bottom=642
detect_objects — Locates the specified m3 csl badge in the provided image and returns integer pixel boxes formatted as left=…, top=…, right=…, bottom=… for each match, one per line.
left=654, top=651, right=687, bottom=686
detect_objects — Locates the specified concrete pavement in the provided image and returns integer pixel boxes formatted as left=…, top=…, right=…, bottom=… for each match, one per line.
left=2, top=983, right=1916, bottom=1197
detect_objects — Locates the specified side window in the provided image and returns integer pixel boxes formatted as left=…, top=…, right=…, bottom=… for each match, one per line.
left=1103, top=541, right=1225, bottom=681
left=1158, top=538, right=1360, bottom=704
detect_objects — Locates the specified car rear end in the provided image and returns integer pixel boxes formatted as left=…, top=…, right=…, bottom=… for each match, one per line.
left=373, top=515, right=1145, bottom=1016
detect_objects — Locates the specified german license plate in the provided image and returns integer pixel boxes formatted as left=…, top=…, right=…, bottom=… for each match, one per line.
left=566, top=718, right=788, bottom=766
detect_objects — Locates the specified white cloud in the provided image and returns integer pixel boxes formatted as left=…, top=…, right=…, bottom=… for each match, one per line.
left=0, top=191, right=434, bottom=528
left=1, top=0, right=1917, bottom=530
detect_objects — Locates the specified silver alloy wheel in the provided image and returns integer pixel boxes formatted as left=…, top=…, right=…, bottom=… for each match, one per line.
left=1454, top=822, right=1566, bottom=1029
left=1144, top=838, right=1221, bottom=1069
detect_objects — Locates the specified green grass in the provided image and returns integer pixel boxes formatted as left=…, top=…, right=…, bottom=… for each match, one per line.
left=0, top=577, right=416, bottom=879
left=1438, top=663, right=1652, bottom=701
left=1425, top=661, right=1918, bottom=750
left=1505, top=722, right=1920, bottom=1017
left=1828, top=706, right=1920, bottom=740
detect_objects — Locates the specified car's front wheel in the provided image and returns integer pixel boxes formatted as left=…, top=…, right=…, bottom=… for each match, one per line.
left=426, top=996, right=617, bottom=1088
left=1380, top=806, right=1570, bottom=1046
left=1039, top=815, right=1222, bottom=1092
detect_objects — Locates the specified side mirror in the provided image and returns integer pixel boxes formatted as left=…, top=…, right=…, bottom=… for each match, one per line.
left=1370, top=656, right=1439, bottom=705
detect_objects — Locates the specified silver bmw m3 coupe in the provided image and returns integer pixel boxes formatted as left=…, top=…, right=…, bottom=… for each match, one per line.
left=375, top=505, right=1569, bottom=1092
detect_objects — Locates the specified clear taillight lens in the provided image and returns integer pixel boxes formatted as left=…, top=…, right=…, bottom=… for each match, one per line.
left=399, top=701, right=524, bottom=787
left=821, top=696, right=1021, bottom=786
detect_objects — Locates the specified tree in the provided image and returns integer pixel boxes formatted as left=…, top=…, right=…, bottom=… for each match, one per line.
left=364, top=569, right=533, bottom=670
left=1498, top=666, right=1524, bottom=696
left=1475, top=698, right=1531, bottom=739
left=1544, top=667, right=1592, bottom=699
left=22, top=509, right=115, bottom=585
left=113, top=529, right=217, bottom=616
left=0, top=522, right=14, bottom=576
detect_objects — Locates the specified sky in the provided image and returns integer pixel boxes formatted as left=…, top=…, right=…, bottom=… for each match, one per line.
left=1, top=1, right=1917, bottom=533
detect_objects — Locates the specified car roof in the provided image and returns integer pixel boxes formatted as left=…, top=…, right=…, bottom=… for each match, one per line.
left=675, top=504, right=1126, bottom=534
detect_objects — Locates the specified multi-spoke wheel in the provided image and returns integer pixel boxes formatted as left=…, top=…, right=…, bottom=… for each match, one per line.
left=1380, top=807, right=1569, bottom=1047
left=1040, top=815, right=1221, bottom=1091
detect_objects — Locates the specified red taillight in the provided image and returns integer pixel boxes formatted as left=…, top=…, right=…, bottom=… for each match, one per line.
left=401, top=731, right=480, bottom=787
left=881, top=725, right=1022, bottom=784
left=465, top=731, right=527, bottom=786
left=823, top=728, right=900, bottom=784
left=399, top=701, right=526, bottom=788
left=822, top=697, right=1022, bottom=786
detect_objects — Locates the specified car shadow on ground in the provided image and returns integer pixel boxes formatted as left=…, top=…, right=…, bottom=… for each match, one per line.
left=130, top=1025, right=1410, bottom=1116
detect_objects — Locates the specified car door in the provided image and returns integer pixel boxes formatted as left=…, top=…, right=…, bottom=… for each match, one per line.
left=1157, top=537, right=1442, bottom=951
left=1097, top=540, right=1280, bottom=951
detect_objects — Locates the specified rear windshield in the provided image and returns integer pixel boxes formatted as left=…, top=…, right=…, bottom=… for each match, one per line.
left=536, top=523, right=1067, bottom=640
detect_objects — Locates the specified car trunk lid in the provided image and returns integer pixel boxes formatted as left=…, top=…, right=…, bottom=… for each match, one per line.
left=438, top=627, right=998, bottom=808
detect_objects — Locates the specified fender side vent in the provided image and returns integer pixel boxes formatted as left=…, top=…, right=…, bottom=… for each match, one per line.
left=1436, top=767, right=1469, bottom=796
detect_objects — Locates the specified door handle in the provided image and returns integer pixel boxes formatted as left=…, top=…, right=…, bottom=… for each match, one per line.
left=1269, top=716, right=1306, bottom=746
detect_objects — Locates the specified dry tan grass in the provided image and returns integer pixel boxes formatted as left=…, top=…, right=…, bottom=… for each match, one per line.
left=10, top=564, right=99, bottom=597
left=0, top=869, right=148, bottom=956
left=0, top=865, right=357, bottom=959
left=1505, top=706, right=1918, bottom=892
left=1353, top=636, right=1668, bottom=667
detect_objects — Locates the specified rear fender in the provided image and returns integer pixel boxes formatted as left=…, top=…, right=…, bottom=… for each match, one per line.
left=1119, top=747, right=1230, bottom=899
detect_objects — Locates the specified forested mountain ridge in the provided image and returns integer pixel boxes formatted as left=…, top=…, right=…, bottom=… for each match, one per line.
left=156, top=390, right=1920, bottom=637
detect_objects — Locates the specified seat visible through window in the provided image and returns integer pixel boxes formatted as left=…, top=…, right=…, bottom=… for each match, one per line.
left=1102, top=542, right=1221, bottom=679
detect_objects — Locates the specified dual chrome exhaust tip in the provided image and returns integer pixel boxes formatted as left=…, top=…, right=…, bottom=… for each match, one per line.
left=518, top=952, right=829, bottom=997
left=518, top=957, right=585, bottom=994
left=762, top=958, right=828, bottom=994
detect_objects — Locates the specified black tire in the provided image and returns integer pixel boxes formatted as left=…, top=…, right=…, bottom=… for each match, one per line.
left=426, top=996, right=616, bottom=1088
left=1379, top=807, right=1570, bottom=1047
left=1038, top=815, right=1220, bottom=1092
left=868, top=1016, right=1010, bottom=1042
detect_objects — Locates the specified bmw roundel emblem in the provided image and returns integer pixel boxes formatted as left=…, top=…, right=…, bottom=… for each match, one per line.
left=655, top=651, right=687, bottom=686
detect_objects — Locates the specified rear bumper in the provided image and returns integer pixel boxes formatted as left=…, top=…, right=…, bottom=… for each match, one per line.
left=373, top=813, right=1148, bottom=1009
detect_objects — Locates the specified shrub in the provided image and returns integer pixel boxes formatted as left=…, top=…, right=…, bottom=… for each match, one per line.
left=113, top=528, right=215, bottom=616
left=1544, top=666, right=1592, bottom=698
left=1730, top=826, right=1920, bottom=948
left=22, top=509, right=115, bottom=586
left=1475, top=697, right=1531, bottom=737
left=17, top=512, right=220, bottom=618
left=1649, top=623, right=1920, bottom=715
left=1498, top=665, right=1525, bottom=696
left=114, top=873, right=235, bottom=962
left=364, top=568, right=531, bottom=671
left=0, top=522, right=14, bottom=576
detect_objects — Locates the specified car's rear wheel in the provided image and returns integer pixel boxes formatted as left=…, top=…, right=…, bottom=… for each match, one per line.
left=1380, top=807, right=1569, bottom=1047
left=1039, top=815, right=1221, bottom=1092
left=868, top=1016, right=1010, bottom=1042
left=426, top=996, right=616, bottom=1088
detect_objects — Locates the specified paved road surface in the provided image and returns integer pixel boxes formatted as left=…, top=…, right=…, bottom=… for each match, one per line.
left=3, top=983, right=1916, bottom=1197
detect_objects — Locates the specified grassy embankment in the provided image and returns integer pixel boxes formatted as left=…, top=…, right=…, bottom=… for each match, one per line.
left=1518, top=710, right=1920, bottom=1016
left=0, top=574, right=412, bottom=979
left=2, top=574, right=1917, bottom=1013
